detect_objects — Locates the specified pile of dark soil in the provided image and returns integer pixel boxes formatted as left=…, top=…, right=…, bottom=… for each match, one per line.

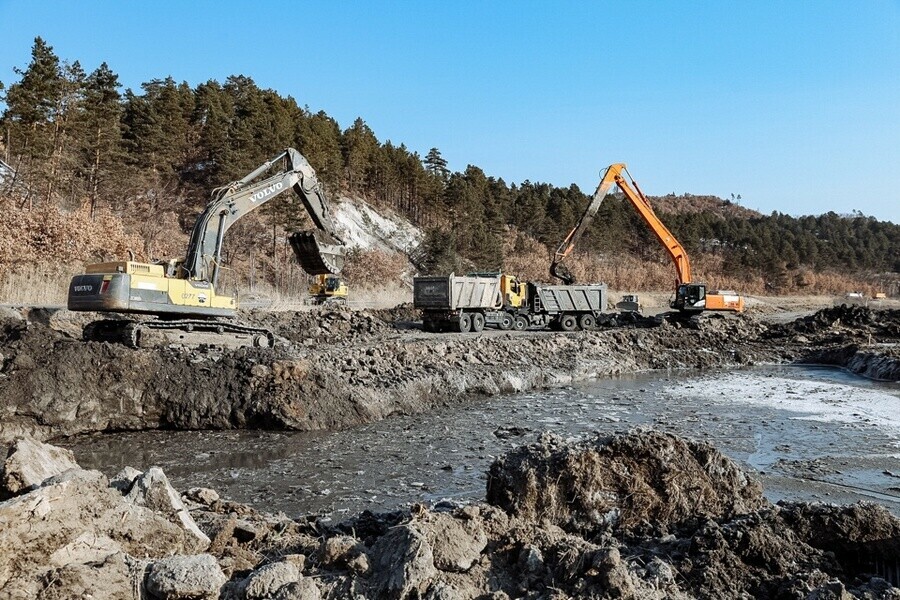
left=770, top=305, right=900, bottom=341
left=244, top=308, right=394, bottom=343
left=486, top=430, right=767, bottom=533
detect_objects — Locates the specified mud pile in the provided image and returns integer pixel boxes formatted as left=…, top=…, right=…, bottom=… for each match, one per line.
left=244, top=308, right=393, bottom=343
left=486, top=430, right=766, bottom=532
left=768, top=306, right=900, bottom=380
left=3, top=431, right=898, bottom=599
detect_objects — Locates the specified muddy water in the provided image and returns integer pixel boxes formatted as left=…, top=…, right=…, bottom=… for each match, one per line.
left=63, top=366, right=900, bottom=519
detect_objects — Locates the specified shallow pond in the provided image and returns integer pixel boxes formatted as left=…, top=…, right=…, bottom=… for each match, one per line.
left=63, top=366, right=900, bottom=519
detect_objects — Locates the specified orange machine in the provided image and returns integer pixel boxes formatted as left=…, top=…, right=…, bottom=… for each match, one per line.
left=551, top=163, right=744, bottom=314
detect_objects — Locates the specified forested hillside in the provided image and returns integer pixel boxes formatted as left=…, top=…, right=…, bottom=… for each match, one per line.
left=1, top=38, right=898, bottom=300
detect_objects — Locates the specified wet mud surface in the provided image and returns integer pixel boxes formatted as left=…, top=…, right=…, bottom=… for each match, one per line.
left=64, top=366, right=900, bottom=519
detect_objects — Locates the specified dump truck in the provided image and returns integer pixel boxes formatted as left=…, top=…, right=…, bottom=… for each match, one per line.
left=414, top=273, right=606, bottom=332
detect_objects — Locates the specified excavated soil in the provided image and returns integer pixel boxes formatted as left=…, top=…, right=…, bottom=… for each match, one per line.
left=1, top=305, right=899, bottom=597
left=2, top=431, right=898, bottom=599
left=0, top=304, right=898, bottom=444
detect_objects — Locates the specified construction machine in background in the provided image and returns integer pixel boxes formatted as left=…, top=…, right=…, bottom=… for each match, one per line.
left=551, top=163, right=744, bottom=314
left=308, top=274, right=349, bottom=306
left=68, top=148, right=346, bottom=347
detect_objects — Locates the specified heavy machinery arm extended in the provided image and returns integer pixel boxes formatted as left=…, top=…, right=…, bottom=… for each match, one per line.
left=68, top=148, right=345, bottom=346
left=550, top=164, right=624, bottom=286
left=551, top=163, right=743, bottom=313
left=184, top=148, right=344, bottom=284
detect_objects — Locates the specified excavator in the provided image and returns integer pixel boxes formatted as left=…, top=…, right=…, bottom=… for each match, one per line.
left=308, top=274, right=349, bottom=306
left=551, top=163, right=744, bottom=314
left=68, top=148, right=346, bottom=347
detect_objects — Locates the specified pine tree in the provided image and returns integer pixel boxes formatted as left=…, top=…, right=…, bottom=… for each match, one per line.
left=341, top=118, right=377, bottom=194
left=423, top=147, right=449, bottom=181
left=81, top=62, right=123, bottom=216
left=0, top=37, right=65, bottom=205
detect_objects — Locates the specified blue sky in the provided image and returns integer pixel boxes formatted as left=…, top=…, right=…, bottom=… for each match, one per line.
left=1, top=1, right=898, bottom=223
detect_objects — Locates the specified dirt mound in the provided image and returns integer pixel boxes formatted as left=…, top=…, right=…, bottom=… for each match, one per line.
left=774, top=305, right=900, bottom=340
left=4, top=431, right=899, bottom=599
left=370, top=302, right=420, bottom=323
left=486, top=429, right=767, bottom=533
left=244, top=308, right=393, bottom=343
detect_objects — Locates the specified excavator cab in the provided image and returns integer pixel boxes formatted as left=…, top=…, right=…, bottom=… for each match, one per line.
left=672, top=283, right=706, bottom=312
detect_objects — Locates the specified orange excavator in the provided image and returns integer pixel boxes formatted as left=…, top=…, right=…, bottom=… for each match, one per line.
left=551, top=163, right=744, bottom=314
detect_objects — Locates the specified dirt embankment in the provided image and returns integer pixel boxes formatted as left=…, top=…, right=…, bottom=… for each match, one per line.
left=2, top=431, right=898, bottom=599
left=0, top=304, right=898, bottom=444
left=766, top=305, right=900, bottom=380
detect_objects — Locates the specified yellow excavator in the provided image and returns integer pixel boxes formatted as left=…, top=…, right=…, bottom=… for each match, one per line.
left=551, top=163, right=744, bottom=314
left=308, top=274, right=349, bottom=306
left=68, top=148, right=346, bottom=347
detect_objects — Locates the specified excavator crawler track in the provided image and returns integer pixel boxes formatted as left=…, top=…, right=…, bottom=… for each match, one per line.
left=83, top=319, right=274, bottom=349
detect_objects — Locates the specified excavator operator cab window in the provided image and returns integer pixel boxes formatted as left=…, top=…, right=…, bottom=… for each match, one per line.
left=686, top=284, right=705, bottom=303
left=324, top=276, right=340, bottom=292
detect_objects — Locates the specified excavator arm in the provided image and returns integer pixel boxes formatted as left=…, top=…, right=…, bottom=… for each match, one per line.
left=550, top=163, right=691, bottom=288
left=183, top=148, right=344, bottom=285
left=610, top=166, right=691, bottom=287
left=550, top=164, right=623, bottom=284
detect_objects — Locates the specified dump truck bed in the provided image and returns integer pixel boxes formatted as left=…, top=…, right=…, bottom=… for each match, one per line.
left=414, top=275, right=502, bottom=310
left=532, top=283, right=607, bottom=314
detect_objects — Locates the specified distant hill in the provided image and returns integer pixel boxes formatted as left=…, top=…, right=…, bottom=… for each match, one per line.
left=648, top=194, right=762, bottom=219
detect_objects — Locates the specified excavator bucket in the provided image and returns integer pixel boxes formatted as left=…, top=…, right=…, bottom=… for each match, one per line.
left=289, top=230, right=345, bottom=275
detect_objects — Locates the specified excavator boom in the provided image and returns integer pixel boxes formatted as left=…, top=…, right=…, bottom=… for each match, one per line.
left=184, top=148, right=343, bottom=284
left=611, top=167, right=691, bottom=287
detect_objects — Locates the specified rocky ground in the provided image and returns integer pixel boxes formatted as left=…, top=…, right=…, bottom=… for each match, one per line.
left=0, top=304, right=898, bottom=445
left=1, top=431, right=898, bottom=599
left=0, top=305, right=898, bottom=597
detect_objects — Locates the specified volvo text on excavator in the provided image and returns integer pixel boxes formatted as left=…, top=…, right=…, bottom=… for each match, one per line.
left=550, top=163, right=744, bottom=314
left=68, top=148, right=346, bottom=347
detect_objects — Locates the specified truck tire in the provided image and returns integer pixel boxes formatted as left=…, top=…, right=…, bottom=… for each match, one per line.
left=513, top=315, right=528, bottom=331
left=560, top=314, right=578, bottom=332
left=498, top=313, right=514, bottom=330
left=457, top=312, right=472, bottom=333
left=471, top=312, right=485, bottom=332
left=579, top=314, right=596, bottom=330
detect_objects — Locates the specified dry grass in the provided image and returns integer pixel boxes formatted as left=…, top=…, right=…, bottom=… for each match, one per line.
left=0, top=264, right=77, bottom=306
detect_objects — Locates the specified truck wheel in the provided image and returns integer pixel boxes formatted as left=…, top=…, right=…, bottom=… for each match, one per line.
left=498, top=313, right=514, bottom=330
left=471, top=312, right=485, bottom=332
left=560, top=314, right=578, bottom=332
left=457, top=313, right=472, bottom=333
left=578, top=314, right=596, bottom=330
left=513, top=315, right=528, bottom=331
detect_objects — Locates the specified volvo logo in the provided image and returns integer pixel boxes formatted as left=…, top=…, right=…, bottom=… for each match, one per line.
left=73, top=285, right=93, bottom=292
left=250, top=182, right=284, bottom=203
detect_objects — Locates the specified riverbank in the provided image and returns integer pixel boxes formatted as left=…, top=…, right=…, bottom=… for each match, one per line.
left=1, top=305, right=897, bottom=445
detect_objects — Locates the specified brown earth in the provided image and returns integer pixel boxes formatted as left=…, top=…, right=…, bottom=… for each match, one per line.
left=2, top=431, right=898, bottom=599
left=0, top=305, right=898, bottom=445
